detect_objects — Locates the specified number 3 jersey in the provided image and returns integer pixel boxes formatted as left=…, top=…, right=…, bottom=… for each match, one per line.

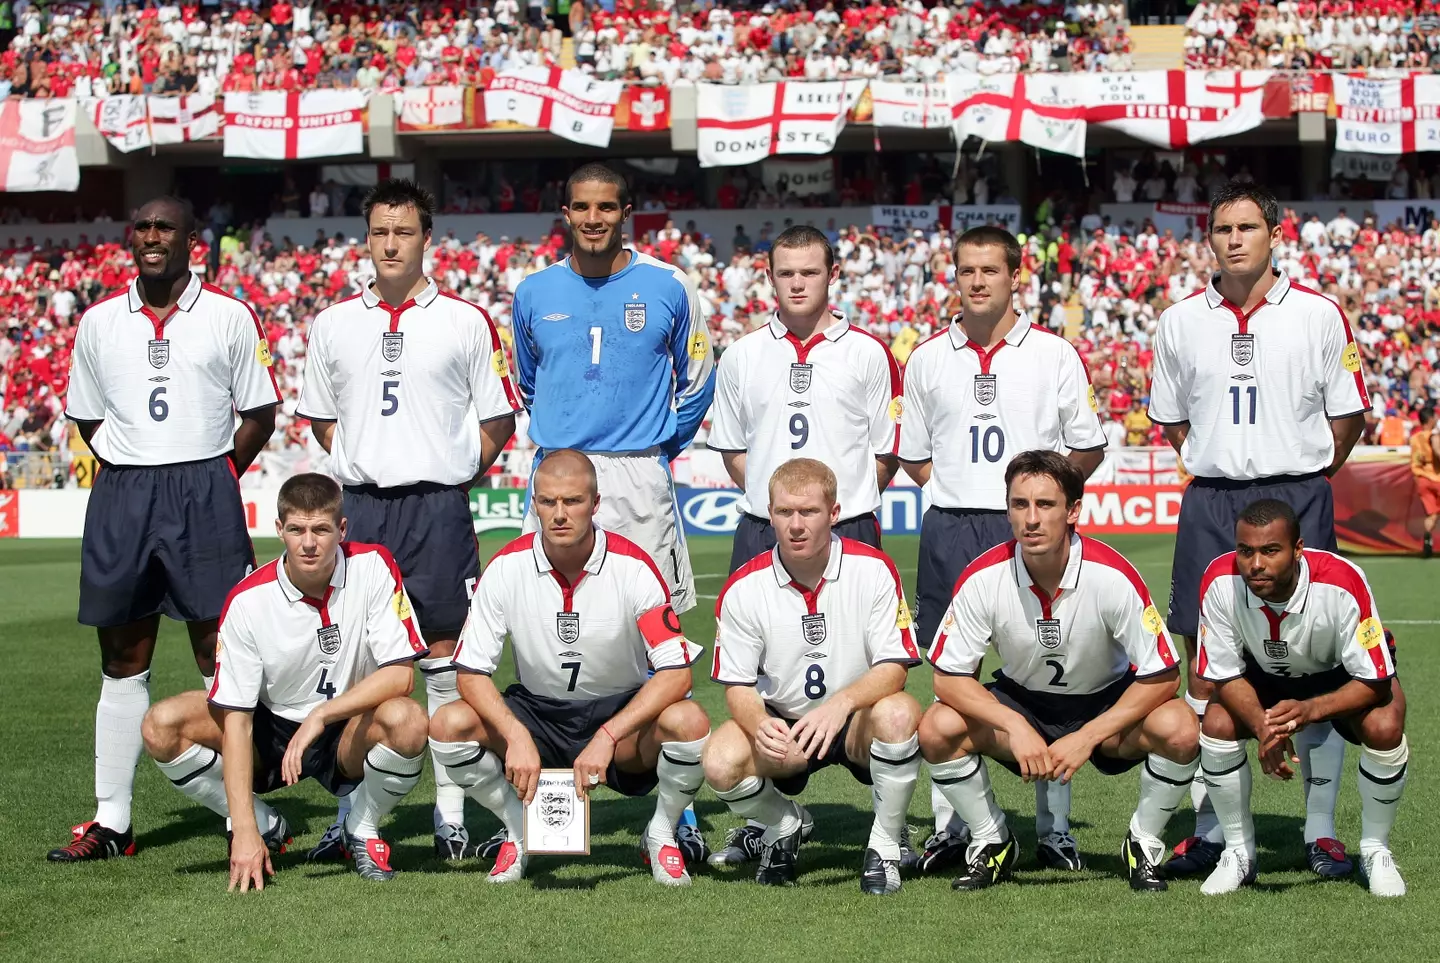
left=296, top=278, right=521, bottom=488
left=712, top=536, right=921, bottom=719
left=208, top=543, right=429, bottom=722
left=1197, top=549, right=1395, bottom=683
left=929, top=535, right=1179, bottom=695
left=451, top=528, right=704, bottom=700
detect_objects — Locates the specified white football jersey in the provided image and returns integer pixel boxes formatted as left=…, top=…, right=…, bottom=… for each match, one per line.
left=451, top=527, right=703, bottom=700
left=899, top=316, right=1105, bottom=510
left=930, top=534, right=1179, bottom=695
left=712, top=535, right=921, bottom=719
left=1197, top=549, right=1394, bottom=683
left=1147, top=270, right=1370, bottom=479
left=208, top=543, right=428, bottom=723
left=707, top=312, right=902, bottom=517
left=65, top=274, right=282, bottom=465
left=297, top=277, right=522, bottom=487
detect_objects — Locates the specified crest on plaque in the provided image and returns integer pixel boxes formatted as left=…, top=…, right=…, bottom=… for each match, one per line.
left=538, top=790, right=574, bottom=829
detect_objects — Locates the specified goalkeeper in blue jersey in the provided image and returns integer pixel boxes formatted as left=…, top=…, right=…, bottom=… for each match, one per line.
left=511, top=163, right=715, bottom=616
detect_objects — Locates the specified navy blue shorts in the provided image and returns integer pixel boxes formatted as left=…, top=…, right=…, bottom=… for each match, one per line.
left=1168, top=473, right=1336, bottom=638
left=250, top=702, right=359, bottom=797
left=767, top=706, right=872, bottom=796
left=343, top=482, right=478, bottom=637
left=502, top=684, right=658, bottom=797
left=728, top=511, right=882, bottom=574
left=916, top=507, right=1013, bottom=649
left=79, top=456, right=254, bottom=627
left=1233, top=657, right=1366, bottom=747
left=987, top=670, right=1142, bottom=776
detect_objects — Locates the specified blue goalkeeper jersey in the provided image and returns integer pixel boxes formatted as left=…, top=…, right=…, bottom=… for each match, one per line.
left=511, top=250, right=716, bottom=455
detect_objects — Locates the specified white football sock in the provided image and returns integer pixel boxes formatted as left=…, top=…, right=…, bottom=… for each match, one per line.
left=421, top=659, right=466, bottom=831
left=1199, top=734, right=1254, bottom=860
left=94, top=670, right=151, bottom=832
left=714, top=777, right=801, bottom=843
left=1297, top=723, right=1346, bottom=843
left=153, top=744, right=277, bottom=832
left=1132, top=752, right=1199, bottom=844
left=928, top=754, right=1006, bottom=852
left=429, top=739, right=525, bottom=844
left=1035, top=779, right=1071, bottom=835
left=343, top=743, right=423, bottom=839
left=649, top=735, right=708, bottom=847
left=1358, top=737, right=1408, bottom=858
left=930, top=780, right=955, bottom=834
left=868, top=736, right=920, bottom=861
left=1185, top=691, right=1221, bottom=842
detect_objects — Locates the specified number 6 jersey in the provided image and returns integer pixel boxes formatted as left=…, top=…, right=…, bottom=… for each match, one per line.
left=451, top=528, right=703, bottom=700
left=712, top=536, right=921, bottom=719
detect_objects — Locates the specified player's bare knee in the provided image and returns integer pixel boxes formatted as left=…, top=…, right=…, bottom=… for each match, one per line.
left=428, top=698, right=473, bottom=742
left=658, top=699, right=710, bottom=743
left=1155, top=701, right=1200, bottom=762
left=1360, top=710, right=1405, bottom=752
left=374, top=697, right=427, bottom=754
left=1199, top=701, right=1238, bottom=740
left=701, top=723, right=751, bottom=791
left=918, top=704, right=967, bottom=763
left=870, top=692, right=921, bottom=742
left=141, top=698, right=190, bottom=761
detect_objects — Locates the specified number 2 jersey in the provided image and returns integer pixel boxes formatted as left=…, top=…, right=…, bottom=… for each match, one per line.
left=1197, top=548, right=1395, bottom=684
left=929, top=535, right=1179, bottom=695
left=451, top=528, right=703, bottom=700
left=712, top=536, right=921, bottom=719
left=208, top=543, right=429, bottom=722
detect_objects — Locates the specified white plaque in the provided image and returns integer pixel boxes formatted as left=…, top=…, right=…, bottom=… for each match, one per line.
left=523, top=769, right=591, bottom=855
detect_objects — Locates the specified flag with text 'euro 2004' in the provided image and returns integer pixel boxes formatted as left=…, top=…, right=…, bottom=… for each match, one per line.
left=696, top=80, right=863, bottom=168
left=483, top=68, right=623, bottom=147
left=223, top=90, right=367, bottom=159
left=948, top=72, right=1087, bottom=157
left=1332, top=73, right=1440, bottom=155
left=0, top=99, right=79, bottom=192
left=149, top=93, right=219, bottom=144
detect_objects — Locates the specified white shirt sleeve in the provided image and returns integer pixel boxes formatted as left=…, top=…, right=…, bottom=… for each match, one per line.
left=452, top=564, right=510, bottom=675
left=64, top=316, right=105, bottom=421
left=630, top=561, right=704, bottom=670
left=705, top=347, right=747, bottom=452
left=1319, top=303, right=1371, bottom=418
left=1057, top=342, right=1106, bottom=450
left=364, top=550, right=429, bottom=667
left=209, top=601, right=264, bottom=710
left=713, top=590, right=764, bottom=686
left=1107, top=572, right=1180, bottom=678
left=229, top=302, right=282, bottom=412
left=865, top=559, right=922, bottom=667
left=927, top=576, right=992, bottom=676
left=865, top=340, right=902, bottom=457
left=897, top=355, right=932, bottom=462
left=1336, top=577, right=1395, bottom=681
left=296, top=312, right=338, bottom=420
left=1146, top=313, right=1188, bottom=425
left=1197, top=577, right=1246, bottom=682
left=468, top=305, right=522, bottom=423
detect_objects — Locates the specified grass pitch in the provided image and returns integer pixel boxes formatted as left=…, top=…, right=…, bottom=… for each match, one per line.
left=1, top=534, right=1437, bottom=962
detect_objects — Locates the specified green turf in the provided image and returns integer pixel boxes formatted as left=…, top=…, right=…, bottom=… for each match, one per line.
left=1, top=535, right=1435, bottom=962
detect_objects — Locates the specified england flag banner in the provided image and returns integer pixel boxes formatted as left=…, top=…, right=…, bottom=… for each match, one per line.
left=695, top=81, right=860, bottom=168
left=948, top=72, right=1087, bottom=157
left=0, top=99, right=79, bottom=192
left=869, top=81, right=951, bottom=129
left=400, top=85, right=465, bottom=128
left=223, top=90, right=367, bottom=159
left=484, top=68, right=623, bottom=147
left=89, top=95, right=151, bottom=153
left=1085, top=70, right=1271, bottom=148
left=149, top=94, right=219, bottom=144
left=1333, top=74, right=1440, bottom=154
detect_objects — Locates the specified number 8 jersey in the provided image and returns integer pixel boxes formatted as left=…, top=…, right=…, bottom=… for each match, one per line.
left=712, top=536, right=922, bottom=719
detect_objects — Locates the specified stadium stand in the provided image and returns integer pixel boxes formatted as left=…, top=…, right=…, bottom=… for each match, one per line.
left=1184, top=0, right=1440, bottom=70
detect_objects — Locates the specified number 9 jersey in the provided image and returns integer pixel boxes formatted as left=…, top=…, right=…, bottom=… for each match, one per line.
left=712, top=537, right=921, bottom=719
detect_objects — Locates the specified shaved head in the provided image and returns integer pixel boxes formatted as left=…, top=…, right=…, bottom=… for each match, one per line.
left=534, top=449, right=598, bottom=497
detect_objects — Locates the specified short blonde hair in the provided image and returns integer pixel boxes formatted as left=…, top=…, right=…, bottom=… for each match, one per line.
left=768, top=458, right=837, bottom=506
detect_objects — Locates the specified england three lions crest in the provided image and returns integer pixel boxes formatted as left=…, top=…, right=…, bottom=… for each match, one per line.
left=973, top=373, right=996, bottom=405
left=801, top=613, right=827, bottom=645
left=556, top=611, right=580, bottom=644
left=382, top=332, right=404, bottom=362
left=624, top=302, right=646, bottom=332
left=148, top=339, right=170, bottom=369
left=1231, top=334, right=1254, bottom=366
left=790, top=363, right=812, bottom=393
left=538, top=790, right=574, bottom=830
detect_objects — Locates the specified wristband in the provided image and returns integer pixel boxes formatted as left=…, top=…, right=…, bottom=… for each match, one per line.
left=600, top=723, right=618, bottom=745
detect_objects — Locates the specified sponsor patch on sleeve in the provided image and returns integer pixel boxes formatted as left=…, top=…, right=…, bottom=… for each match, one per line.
left=491, top=348, right=509, bottom=377
left=688, top=330, right=710, bottom=361
left=1357, top=616, right=1383, bottom=650
left=1342, top=342, right=1361, bottom=373
left=256, top=340, right=274, bottom=367
left=1142, top=604, right=1164, bottom=636
left=888, top=396, right=904, bottom=423
left=392, top=591, right=413, bottom=622
left=896, top=597, right=913, bottom=629
left=1087, top=385, right=1098, bottom=413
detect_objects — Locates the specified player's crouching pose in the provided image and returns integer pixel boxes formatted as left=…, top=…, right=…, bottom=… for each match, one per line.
left=921, top=451, right=1199, bottom=892
left=705, top=458, right=924, bottom=895
left=429, top=450, right=711, bottom=886
left=1197, top=499, right=1408, bottom=897
left=141, top=474, right=430, bottom=889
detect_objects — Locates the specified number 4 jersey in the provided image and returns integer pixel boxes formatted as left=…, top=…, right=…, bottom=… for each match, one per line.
left=208, top=543, right=429, bottom=721
left=713, top=536, right=921, bottom=719
left=929, top=535, right=1179, bottom=694
left=451, top=528, right=704, bottom=700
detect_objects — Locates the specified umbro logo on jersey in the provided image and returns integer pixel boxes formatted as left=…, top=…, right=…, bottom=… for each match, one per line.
left=975, top=413, right=996, bottom=420
left=542, top=313, right=570, bottom=321
left=789, top=401, right=809, bottom=408
left=149, top=376, right=169, bottom=382
left=803, top=651, right=827, bottom=660
left=1231, top=374, right=1254, bottom=381
left=558, top=650, right=582, bottom=659
left=382, top=369, right=401, bottom=377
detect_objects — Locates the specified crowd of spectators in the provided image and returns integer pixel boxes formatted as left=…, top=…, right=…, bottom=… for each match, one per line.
left=1185, top=0, right=1440, bottom=70
left=0, top=0, right=1131, bottom=100
left=4, top=196, right=1439, bottom=486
